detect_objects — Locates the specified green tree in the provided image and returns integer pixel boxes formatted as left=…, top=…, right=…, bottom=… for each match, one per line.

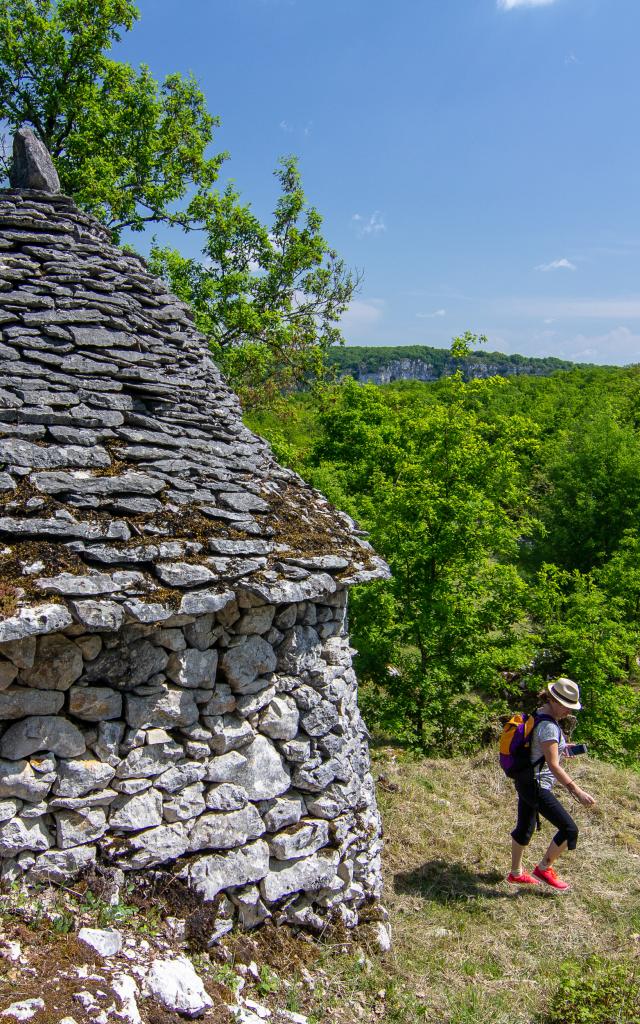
left=0, top=0, right=223, bottom=235
left=149, top=157, right=358, bottom=408
left=531, top=403, right=640, bottom=573
left=309, top=361, right=539, bottom=753
left=528, top=563, right=640, bottom=765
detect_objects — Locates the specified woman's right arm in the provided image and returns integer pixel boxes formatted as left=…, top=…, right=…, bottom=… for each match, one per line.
left=541, top=740, right=596, bottom=807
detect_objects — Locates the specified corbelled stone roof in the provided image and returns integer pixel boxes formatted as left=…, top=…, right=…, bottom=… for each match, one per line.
left=0, top=188, right=388, bottom=640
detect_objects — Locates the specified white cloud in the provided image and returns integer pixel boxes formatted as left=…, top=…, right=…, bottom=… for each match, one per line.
left=341, top=298, right=385, bottom=338
left=565, top=52, right=579, bottom=65
left=279, top=120, right=294, bottom=133
left=497, top=0, right=558, bottom=9
left=560, top=327, right=640, bottom=365
left=416, top=309, right=446, bottom=319
left=351, top=212, right=386, bottom=237
left=535, top=258, right=577, bottom=272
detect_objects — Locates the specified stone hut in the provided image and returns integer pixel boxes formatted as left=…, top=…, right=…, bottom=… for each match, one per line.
left=0, top=133, right=388, bottom=931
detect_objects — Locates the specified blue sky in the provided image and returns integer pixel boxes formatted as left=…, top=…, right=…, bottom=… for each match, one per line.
left=118, top=0, right=640, bottom=364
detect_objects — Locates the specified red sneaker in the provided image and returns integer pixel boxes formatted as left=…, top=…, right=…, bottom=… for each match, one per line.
left=533, top=865, right=571, bottom=891
left=507, top=872, right=540, bottom=885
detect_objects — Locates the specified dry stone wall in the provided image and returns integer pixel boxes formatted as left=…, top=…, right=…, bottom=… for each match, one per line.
left=0, top=588, right=382, bottom=930
left=0, top=142, right=387, bottom=931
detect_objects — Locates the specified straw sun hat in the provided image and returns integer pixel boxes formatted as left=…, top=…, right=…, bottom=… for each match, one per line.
left=547, top=677, right=582, bottom=711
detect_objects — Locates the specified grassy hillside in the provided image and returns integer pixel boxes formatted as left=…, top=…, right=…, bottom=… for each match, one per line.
left=367, top=747, right=640, bottom=1023
left=2, top=752, right=638, bottom=1024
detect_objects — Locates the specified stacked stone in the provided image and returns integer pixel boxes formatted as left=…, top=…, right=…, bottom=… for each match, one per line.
left=0, top=589, right=382, bottom=929
left=0, top=134, right=388, bottom=929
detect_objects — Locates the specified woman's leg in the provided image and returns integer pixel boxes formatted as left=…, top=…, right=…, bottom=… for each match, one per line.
left=535, top=789, right=578, bottom=872
left=510, top=778, right=538, bottom=875
left=511, top=838, right=528, bottom=874
left=539, top=839, right=568, bottom=870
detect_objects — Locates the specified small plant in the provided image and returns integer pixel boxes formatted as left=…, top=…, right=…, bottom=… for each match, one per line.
left=50, top=912, right=75, bottom=935
left=214, top=964, right=240, bottom=994
left=542, top=956, right=640, bottom=1024
left=256, top=965, right=280, bottom=997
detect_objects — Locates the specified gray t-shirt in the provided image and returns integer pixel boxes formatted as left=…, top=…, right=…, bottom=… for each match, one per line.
left=530, top=713, right=565, bottom=790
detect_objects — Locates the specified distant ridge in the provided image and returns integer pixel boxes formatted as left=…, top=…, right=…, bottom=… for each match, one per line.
left=327, top=345, right=590, bottom=384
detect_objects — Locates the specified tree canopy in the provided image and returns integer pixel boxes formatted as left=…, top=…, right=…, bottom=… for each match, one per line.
left=0, top=0, right=357, bottom=405
left=149, top=158, right=358, bottom=408
left=0, top=0, right=222, bottom=234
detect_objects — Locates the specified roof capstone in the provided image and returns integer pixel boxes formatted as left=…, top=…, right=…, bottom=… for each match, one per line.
left=8, top=128, right=61, bottom=194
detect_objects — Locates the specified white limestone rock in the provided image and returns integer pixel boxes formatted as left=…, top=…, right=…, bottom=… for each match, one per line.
left=68, top=686, right=122, bottom=721
left=0, top=999, right=45, bottom=1021
left=30, top=843, right=96, bottom=882
left=260, top=849, right=340, bottom=903
left=261, top=793, right=306, bottom=832
left=187, top=840, right=270, bottom=900
left=155, top=762, right=206, bottom=793
left=162, top=783, right=206, bottom=823
left=0, top=800, right=21, bottom=823
left=259, top=696, right=299, bottom=740
left=151, top=628, right=186, bottom=652
left=110, top=789, right=163, bottom=832
left=78, top=927, right=122, bottom=957
left=201, top=684, right=235, bottom=716
left=230, top=736, right=290, bottom=801
left=93, top=720, right=125, bottom=766
left=155, top=562, right=216, bottom=588
left=235, top=606, right=275, bottom=635
left=0, top=661, right=18, bottom=691
left=0, top=716, right=85, bottom=760
left=115, top=742, right=182, bottom=779
left=235, top=686, right=276, bottom=719
left=54, top=758, right=115, bottom=798
left=204, top=784, right=248, bottom=812
left=0, top=818, right=51, bottom=856
left=119, top=822, right=190, bottom=868
left=21, top=635, right=83, bottom=691
left=232, top=886, right=271, bottom=929
left=299, top=700, right=339, bottom=737
left=144, top=957, right=213, bottom=1018
left=69, top=600, right=125, bottom=632
left=0, top=760, right=52, bottom=802
left=276, top=627, right=322, bottom=675
left=268, top=819, right=329, bottom=861
left=56, top=807, right=107, bottom=849
left=125, top=688, right=198, bottom=730
left=204, top=750, right=248, bottom=783
left=49, top=789, right=117, bottom=811
left=166, top=648, right=218, bottom=688
left=206, top=714, right=254, bottom=754
left=112, top=975, right=142, bottom=1024
left=0, top=638, right=36, bottom=671
left=0, top=687, right=64, bottom=719
left=189, top=804, right=265, bottom=851
left=221, top=637, right=277, bottom=693
left=0, top=604, right=73, bottom=644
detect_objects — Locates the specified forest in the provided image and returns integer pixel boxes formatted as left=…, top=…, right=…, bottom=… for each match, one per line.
left=249, top=350, right=640, bottom=770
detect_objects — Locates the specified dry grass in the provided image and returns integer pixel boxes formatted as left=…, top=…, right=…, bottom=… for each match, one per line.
left=0, top=751, right=637, bottom=1024
left=369, top=746, right=640, bottom=1023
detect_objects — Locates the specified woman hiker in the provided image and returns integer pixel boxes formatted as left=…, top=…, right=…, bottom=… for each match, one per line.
left=508, top=678, right=596, bottom=891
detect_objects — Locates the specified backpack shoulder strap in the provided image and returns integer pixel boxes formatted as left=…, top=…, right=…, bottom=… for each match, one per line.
left=534, top=712, right=562, bottom=740
left=531, top=713, right=562, bottom=769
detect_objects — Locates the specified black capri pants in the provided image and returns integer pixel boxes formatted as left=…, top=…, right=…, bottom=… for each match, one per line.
left=511, top=776, right=579, bottom=851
